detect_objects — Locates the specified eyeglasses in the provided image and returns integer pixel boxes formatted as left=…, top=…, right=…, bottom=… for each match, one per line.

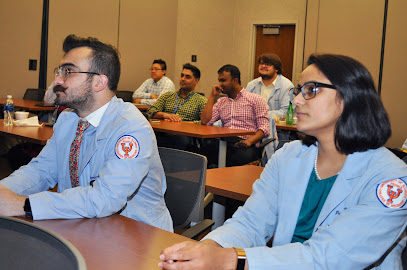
left=149, top=68, right=163, bottom=71
left=290, top=81, right=336, bottom=100
left=258, top=62, right=272, bottom=67
left=54, top=66, right=100, bottom=81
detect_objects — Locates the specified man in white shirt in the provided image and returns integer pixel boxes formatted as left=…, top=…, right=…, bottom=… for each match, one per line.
left=246, top=53, right=293, bottom=117
left=132, top=59, right=175, bottom=105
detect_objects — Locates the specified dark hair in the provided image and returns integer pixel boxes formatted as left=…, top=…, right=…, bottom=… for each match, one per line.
left=63, top=34, right=121, bottom=91
left=301, top=53, right=391, bottom=154
left=153, top=59, right=167, bottom=71
left=218, top=64, right=241, bottom=85
left=258, top=53, right=282, bottom=74
left=182, top=63, right=201, bottom=80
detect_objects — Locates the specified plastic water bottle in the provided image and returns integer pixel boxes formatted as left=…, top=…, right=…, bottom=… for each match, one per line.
left=286, top=101, right=294, bottom=125
left=3, top=95, right=15, bottom=126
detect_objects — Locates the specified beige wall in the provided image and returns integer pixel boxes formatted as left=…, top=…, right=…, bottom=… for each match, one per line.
left=48, top=0, right=120, bottom=87
left=118, top=0, right=178, bottom=91
left=381, top=0, right=407, bottom=147
left=0, top=0, right=43, bottom=98
left=304, top=0, right=406, bottom=148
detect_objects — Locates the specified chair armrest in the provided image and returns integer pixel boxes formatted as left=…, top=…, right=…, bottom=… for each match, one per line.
left=181, top=219, right=215, bottom=240
left=259, top=138, right=276, bottom=148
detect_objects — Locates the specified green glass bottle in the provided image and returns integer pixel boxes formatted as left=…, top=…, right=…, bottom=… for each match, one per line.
left=286, top=101, right=294, bottom=125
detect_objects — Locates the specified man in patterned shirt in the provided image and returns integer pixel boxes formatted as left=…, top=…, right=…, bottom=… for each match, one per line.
left=147, top=63, right=207, bottom=150
left=147, top=63, right=207, bottom=122
left=201, top=64, right=270, bottom=166
left=132, top=59, right=175, bottom=105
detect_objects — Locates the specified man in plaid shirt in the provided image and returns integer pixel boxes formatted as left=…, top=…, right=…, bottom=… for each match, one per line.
left=201, top=64, right=270, bottom=166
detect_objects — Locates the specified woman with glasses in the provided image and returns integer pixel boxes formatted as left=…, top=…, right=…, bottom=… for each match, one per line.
left=159, top=54, right=407, bottom=270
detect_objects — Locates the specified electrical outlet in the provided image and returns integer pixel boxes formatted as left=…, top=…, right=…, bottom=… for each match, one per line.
left=191, top=55, right=197, bottom=62
left=29, top=59, right=37, bottom=71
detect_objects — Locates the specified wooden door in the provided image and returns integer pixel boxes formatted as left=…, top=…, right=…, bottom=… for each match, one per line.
left=253, top=25, right=295, bottom=81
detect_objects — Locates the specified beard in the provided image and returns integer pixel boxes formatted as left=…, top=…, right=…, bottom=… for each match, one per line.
left=259, top=69, right=277, bottom=80
left=54, top=81, right=95, bottom=113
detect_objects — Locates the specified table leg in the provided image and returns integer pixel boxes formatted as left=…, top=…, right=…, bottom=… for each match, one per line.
left=212, top=139, right=227, bottom=229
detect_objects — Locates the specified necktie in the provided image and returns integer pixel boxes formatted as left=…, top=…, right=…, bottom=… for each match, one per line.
left=69, top=119, right=90, bottom=187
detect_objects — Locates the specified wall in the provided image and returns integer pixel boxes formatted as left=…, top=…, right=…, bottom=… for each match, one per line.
left=380, top=0, right=407, bottom=147
left=304, top=0, right=406, bottom=147
left=118, top=0, right=178, bottom=91
left=0, top=0, right=43, bottom=98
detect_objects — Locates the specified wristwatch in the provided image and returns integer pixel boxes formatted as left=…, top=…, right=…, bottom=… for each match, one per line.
left=24, top=198, right=32, bottom=218
left=233, top=247, right=246, bottom=270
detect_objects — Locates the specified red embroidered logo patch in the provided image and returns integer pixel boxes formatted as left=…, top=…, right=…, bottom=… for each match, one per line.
left=376, top=179, right=407, bottom=208
left=115, top=135, right=140, bottom=159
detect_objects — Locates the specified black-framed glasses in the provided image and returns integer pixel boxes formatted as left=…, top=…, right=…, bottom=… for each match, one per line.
left=290, top=81, right=336, bottom=100
left=54, top=66, right=100, bottom=81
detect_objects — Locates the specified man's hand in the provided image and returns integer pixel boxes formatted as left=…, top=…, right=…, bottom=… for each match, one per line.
left=151, top=93, right=158, bottom=99
left=163, top=113, right=183, bottom=122
left=0, top=184, right=27, bottom=216
left=235, top=139, right=252, bottom=148
left=133, top=98, right=142, bottom=104
left=159, top=240, right=237, bottom=270
left=211, top=84, right=222, bottom=97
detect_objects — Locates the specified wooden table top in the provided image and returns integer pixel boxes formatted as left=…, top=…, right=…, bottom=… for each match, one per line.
left=206, top=165, right=264, bottom=201
left=0, top=98, right=55, bottom=111
left=18, top=215, right=192, bottom=270
left=275, top=122, right=298, bottom=131
left=150, top=119, right=255, bottom=138
left=133, top=103, right=150, bottom=111
left=0, top=124, right=53, bottom=145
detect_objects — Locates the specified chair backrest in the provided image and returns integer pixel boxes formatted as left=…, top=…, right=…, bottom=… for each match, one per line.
left=116, top=90, right=134, bottom=102
left=158, top=147, right=207, bottom=230
left=23, top=88, right=45, bottom=101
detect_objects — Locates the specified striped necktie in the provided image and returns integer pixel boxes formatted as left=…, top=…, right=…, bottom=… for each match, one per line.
left=69, top=119, right=90, bottom=187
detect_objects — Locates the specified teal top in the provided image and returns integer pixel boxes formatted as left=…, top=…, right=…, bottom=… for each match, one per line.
left=291, top=169, right=338, bottom=243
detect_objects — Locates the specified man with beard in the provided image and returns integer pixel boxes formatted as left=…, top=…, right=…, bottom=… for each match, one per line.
left=0, top=35, right=173, bottom=232
left=147, top=63, right=207, bottom=122
left=246, top=53, right=294, bottom=117
left=201, top=65, right=269, bottom=167
left=147, top=63, right=207, bottom=150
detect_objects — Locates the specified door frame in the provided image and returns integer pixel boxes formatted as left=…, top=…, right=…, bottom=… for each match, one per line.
left=248, top=20, right=299, bottom=84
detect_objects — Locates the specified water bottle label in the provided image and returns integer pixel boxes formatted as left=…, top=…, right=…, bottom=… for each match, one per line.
left=4, top=104, right=14, bottom=112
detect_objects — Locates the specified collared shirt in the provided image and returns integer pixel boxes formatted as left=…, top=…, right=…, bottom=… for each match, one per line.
left=260, top=78, right=276, bottom=103
left=207, top=89, right=270, bottom=140
left=147, top=90, right=207, bottom=122
left=85, top=101, right=110, bottom=127
left=132, top=77, right=176, bottom=105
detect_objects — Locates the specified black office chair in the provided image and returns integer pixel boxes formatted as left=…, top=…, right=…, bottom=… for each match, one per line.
left=116, top=90, right=134, bottom=102
left=158, top=147, right=214, bottom=239
left=23, top=88, right=46, bottom=101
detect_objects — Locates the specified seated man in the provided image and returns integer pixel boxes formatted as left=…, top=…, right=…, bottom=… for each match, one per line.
left=132, top=59, right=175, bottom=105
left=201, top=64, right=270, bottom=167
left=147, top=63, right=207, bottom=151
left=0, top=35, right=172, bottom=232
left=246, top=52, right=293, bottom=117
left=147, top=63, right=207, bottom=122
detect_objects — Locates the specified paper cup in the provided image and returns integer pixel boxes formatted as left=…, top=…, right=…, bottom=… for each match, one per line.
left=15, top=111, right=29, bottom=120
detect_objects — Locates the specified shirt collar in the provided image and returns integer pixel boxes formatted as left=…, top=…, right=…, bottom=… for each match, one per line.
left=261, top=77, right=277, bottom=87
left=84, top=101, right=110, bottom=127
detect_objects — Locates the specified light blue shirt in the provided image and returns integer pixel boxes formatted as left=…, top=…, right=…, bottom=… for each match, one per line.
left=246, top=74, right=293, bottom=117
left=133, top=76, right=176, bottom=105
left=1, top=96, right=173, bottom=231
left=204, top=141, right=407, bottom=269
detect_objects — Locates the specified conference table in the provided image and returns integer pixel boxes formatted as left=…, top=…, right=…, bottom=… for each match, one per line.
left=150, top=119, right=254, bottom=168
left=276, top=122, right=297, bottom=131
left=18, top=215, right=192, bottom=270
left=0, top=123, right=53, bottom=145
left=134, top=103, right=150, bottom=111
left=206, top=165, right=264, bottom=227
left=0, top=98, right=55, bottom=112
